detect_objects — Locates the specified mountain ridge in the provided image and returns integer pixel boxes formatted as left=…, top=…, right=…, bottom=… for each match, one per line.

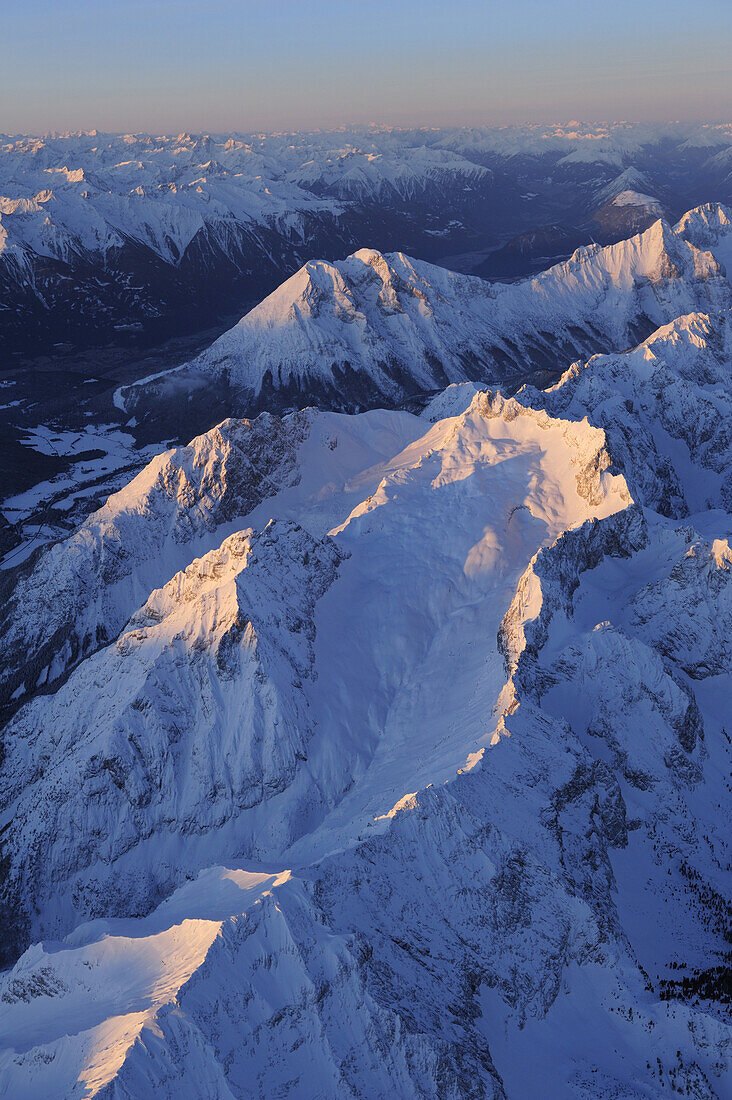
left=116, top=204, right=732, bottom=435
left=0, top=206, right=730, bottom=1098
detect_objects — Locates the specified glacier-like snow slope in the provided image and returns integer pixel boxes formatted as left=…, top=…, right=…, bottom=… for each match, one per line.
left=0, top=210, right=731, bottom=1097
left=0, top=393, right=628, bottom=947
left=0, top=313, right=730, bottom=1095
left=116, top=204, right=732, bottom=424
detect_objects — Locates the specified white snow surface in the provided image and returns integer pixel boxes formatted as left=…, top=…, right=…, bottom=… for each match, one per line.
left=1, top=209, right=731, bottom=1097
left=117, top=203, right=732, bottom=414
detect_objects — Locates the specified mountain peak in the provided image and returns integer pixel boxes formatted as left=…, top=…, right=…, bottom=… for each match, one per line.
left=1, top=174, right=732, bottom=1094
left=115, top=207, right=732, bottom=433
left=676, top=200, right=732, bottom=234
left=595, top=166, right=656, bottom=206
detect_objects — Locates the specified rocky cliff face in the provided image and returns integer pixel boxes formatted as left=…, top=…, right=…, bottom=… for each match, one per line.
left=0, top=412, right=310, bottom=711
left=517, top=307, right=732, bottom=517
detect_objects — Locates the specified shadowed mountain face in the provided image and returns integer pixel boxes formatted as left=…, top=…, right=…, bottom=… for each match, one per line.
left=0, top=194, right=730, bottom=1098
left=3, top=123, right=732, bottom=353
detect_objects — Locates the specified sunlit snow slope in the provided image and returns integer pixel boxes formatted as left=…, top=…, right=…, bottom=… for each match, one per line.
left=0, top=209, right=730, bottom=1099
left=117, top=204, right=732, bottom=433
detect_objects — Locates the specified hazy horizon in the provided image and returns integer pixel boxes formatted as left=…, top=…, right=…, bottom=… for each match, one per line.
left=5, top=0, right=731, bottom=134
left=6, top=118, right=732, bottom=141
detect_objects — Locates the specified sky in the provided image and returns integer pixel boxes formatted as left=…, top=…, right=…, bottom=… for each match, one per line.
left=3, top=0, right=732, bottom=134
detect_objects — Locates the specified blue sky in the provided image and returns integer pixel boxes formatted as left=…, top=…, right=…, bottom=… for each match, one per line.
left=4, top=0, right=732, bottom=133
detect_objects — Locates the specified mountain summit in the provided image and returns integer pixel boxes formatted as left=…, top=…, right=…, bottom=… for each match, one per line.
left=0, top=205, right=730, bottom=1098
left=117, top=206, right=732, bottom=439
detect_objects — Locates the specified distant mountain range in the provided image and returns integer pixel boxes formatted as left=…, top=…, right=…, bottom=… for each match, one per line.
left=3, top=122, right=732, bottom=352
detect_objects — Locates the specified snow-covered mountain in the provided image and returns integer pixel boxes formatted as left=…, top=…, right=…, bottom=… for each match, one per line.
left=592, top=188, right=666, bottom=240
left=116, top=204, right=732, bottom=433
left=518, top=308, right=732, bottom=517
left=0, top=206, right=730, bottom=1097
left=4, top=123, right=732, bottom=351
left=0, top=395, right=629, bottom=952
left=286, top=144, right=491, bottom=203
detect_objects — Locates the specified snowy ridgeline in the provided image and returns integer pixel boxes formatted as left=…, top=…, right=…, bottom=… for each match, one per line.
left=0, top=209, right=730, bottom=1096
left=3, top=121, right=732, bottom=351
left=116, top=202, right=732, bottom=424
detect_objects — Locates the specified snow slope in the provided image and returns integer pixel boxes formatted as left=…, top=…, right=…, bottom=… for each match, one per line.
left=0, top=392, right=628, bottom=949
left=0, top=206, right=731, bottom=1097
left=117, top=205, right=732, bottom=423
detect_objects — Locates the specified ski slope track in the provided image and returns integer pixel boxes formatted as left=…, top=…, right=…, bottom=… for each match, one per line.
left=0, top=208, right=730, bottom=1098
